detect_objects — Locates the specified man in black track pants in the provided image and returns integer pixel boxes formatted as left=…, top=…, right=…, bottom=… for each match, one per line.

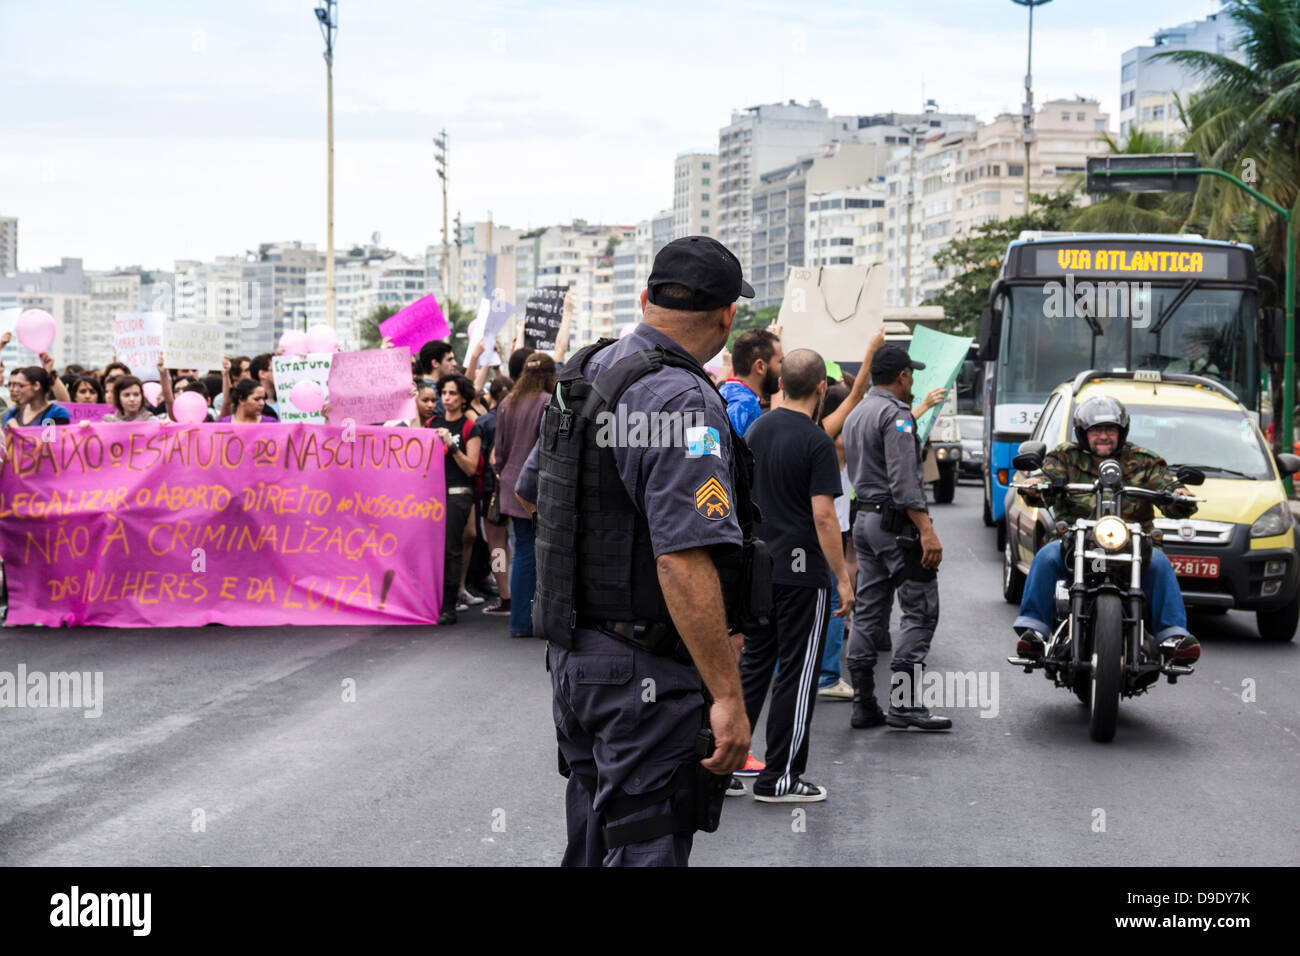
left=739, top=348, right=854, bottom=802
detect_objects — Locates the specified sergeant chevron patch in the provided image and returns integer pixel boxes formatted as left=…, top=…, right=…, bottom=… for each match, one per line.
left=695, top=476, right=731, bottom=520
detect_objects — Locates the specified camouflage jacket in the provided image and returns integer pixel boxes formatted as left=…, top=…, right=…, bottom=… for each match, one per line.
left=1026, top=441, right=1194, bottom=532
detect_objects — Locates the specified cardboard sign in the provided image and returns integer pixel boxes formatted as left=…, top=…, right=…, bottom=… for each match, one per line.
left=379, top=295, right=450, bottom=351
left=164, top=322, right=224, bottom=372
left=0, top=422, right=448, bottom=627
left=523, top=287, right=567, bottom=353
left=114, top=312, right=166, bottom=382
left=468, top=298, right=516, bottom=368
left=325, top=348, right=417, bottom=426
left=271, top=353, right=334, bottom=424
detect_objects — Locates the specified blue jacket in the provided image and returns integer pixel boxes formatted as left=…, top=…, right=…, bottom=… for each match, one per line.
left=719, top=379, right=762, bottom=438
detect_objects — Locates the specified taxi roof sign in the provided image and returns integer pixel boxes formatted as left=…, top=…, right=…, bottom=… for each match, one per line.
left=1086, top=153, right=1200, bottom=194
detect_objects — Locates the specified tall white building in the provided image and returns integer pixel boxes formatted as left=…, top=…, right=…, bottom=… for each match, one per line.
left=0, top=217, right=17, bottom=275
left=613, top=219, right=653, bottom=330
left=882, top=99, right=1112, bottom=307
left=673, top=151, right=717, bottom=239
left=0, top=257, right=89, bottom=367
left=716, top=100, right=841, bottom=271
left=172, top=256, right=251, bottom=361
left=241, top=241, right=324, bottom=357
left=750, top=142, right=882, bottom=308
left=1120, top=13, right=1244, bottom=140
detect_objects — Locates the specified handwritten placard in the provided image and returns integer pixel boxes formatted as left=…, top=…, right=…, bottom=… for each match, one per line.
left=0, top=422, right=448, bottom=627
left=379, top=295, right=450, bottom=351
left=165, top=322, right=224, bottom=372
left=325, top=348, right=416, bottom=426
left=272, top=353, right=334, bottom=424
left=523, top=287, right=567, bottom=353
left=114, top=313, right=166, bottom=382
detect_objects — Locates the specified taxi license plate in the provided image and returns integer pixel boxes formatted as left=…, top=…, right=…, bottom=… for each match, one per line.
left=1170, top=555, right=1220, bottom=578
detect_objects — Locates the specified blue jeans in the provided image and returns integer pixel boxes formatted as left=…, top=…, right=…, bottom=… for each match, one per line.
left=819, top=571, right=844, bottom=688
left=510, top=515, right=536, bottom=634
left=1013, top=540, right=1190, bottom=642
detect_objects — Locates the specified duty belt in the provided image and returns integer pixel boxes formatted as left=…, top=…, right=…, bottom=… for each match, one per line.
left=580, top=618, right=692, bottom=663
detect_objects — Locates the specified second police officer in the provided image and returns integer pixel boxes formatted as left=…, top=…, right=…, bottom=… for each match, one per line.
left=841, top=344, right=952, bottom=731
left=517, top=236, right=772, bottom=867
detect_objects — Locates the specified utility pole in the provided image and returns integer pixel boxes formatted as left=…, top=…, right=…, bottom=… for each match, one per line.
left=434, top=129, right=449, bottom=302
left=453, top=210, right=463, bottom=305
left=314, top=1, right=338, bottom=329
left=1013, top=0, right=1052, bottom=217
left=903, top=123, right=924, bottom=307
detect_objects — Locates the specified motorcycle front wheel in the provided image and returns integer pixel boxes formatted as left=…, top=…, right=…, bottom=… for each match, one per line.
left=1089, top=593, right=1123, bottom=743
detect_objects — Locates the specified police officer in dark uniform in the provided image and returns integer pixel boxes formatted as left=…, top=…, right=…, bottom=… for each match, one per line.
left=841, top=344, right=950, bottom=731
left=516, top=236, right=766, bottom=866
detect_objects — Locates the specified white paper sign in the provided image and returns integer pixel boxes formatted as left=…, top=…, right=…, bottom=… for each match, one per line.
left=271, top=353, right=334, bottom=424
left=164, top=322, right=224, bottom=372
left=114, top=312, right=166, bottom=382
left=0, top=308, right=19, bottom=337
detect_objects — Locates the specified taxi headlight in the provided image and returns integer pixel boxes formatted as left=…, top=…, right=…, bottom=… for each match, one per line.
left=1094, top=516, right=1129, bottom=552
left=1250, top=502, right=1291, bottom=538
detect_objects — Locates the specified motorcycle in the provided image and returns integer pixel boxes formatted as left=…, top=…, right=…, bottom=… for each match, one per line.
left=1006, top=440, right=1205, bottom=742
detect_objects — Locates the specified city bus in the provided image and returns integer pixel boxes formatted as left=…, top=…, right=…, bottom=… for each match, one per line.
left=978, top=232, right=1285, bottom=547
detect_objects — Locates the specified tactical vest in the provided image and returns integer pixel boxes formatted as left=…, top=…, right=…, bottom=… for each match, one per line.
left=533, top=339, right=770, bottom=653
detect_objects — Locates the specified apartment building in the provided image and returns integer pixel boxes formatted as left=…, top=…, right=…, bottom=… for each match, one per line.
left=1119, top=13, right=1243, bottom=140
left=673, top=151, right=717, bottom=239
left=241, top=241, right=324, bottom=357
left=882, top=99, right=1112, bottom=306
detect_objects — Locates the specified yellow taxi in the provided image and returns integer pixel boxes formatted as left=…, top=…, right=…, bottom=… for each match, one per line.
left=1002, top=370, right=1300, bottom=641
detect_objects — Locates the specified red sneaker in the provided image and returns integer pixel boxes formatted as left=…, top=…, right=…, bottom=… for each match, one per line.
left=733, top=751, right=765, bottom=778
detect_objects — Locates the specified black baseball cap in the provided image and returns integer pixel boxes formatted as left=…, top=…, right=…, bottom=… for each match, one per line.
left=647, top=236, right=754, bottom=311
left=870, top=344, right=926, bottom=376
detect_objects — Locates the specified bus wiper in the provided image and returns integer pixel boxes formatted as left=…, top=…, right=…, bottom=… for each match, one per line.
left=1173, top=462, right=1255, bottom=480
left=1150, top=280, right=1199, bottom=336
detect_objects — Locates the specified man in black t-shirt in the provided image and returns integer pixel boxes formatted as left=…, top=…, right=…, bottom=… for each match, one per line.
left=739, top=349, right=854, bottom=803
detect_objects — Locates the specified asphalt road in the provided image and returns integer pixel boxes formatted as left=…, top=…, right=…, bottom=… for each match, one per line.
left=2, top=481, right=1297, bottom=866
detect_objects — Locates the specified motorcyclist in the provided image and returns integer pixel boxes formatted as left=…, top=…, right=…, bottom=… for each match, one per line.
left=1012, top=395, right=1201, bottom=667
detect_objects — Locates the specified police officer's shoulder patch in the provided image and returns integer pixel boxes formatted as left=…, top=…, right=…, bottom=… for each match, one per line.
left=695, top=476, right=731, bottom=520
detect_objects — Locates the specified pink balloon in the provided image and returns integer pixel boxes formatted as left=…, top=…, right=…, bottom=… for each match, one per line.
left=16, top=309, right=57, bottom=354
left=305, top=324, right=339, bottom=353
left=279, top=330, right=308, bottom=355
left=290, top=379, right=325, bottom=414
left=172, top=390, right=209, bottom=424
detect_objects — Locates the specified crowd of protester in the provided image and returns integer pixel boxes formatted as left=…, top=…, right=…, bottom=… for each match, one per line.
left=0, top=314, right=943, bottom=669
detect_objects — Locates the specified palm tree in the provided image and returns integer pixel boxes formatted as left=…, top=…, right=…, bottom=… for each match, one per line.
left=1155, top=0, right=1300, bottom=272
left=1153, top=0, right=1300, bottom=442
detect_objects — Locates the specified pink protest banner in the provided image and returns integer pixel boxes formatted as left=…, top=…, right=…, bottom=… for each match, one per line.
left=65, top=403, right=114, bottom=424
left=325, top=347, right=417, bottom=425
left=379, top=295, right=449, bottom=350
left=0, top=422, right=447, bottom=627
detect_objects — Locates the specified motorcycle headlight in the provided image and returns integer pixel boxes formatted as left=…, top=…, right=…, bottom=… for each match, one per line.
left=1094, top=516, right=1129, bottom=552
left=1250, top=502, right=1292, bottom=538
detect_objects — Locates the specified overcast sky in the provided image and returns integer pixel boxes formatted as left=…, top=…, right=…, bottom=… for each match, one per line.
left=1, top=0, right=1228, bottom=271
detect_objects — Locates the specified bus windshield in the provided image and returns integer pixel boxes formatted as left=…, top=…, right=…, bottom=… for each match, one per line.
left=997, top=285, right=1258, bottom=411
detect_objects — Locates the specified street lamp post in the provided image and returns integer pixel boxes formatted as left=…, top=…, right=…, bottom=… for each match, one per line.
left=1012, top=0, right=1052, bottom=217
left=314, top=2, right=338, bottom=330
left=434, top=129, right=449, bottom=302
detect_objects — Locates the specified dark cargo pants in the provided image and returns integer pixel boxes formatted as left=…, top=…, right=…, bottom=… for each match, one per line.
left=548, top=628, right=706, bottom=867
left=846, top=510, right=939, bottom=687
